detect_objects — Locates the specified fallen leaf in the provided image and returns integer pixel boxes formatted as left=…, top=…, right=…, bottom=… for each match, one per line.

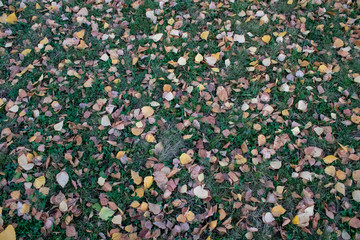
left=234, top=34, right=245, bottom=43
left=201, top=31, right=209, bottom=40
left=22, top=49, right=32, bottom=56
left=271, top=205, right=286, bottom=217
left=335, top=182, right=345, bottom=195
left=352, top=190, right=360, bottom=202
left=262, top=35, right=271, bottom=43
left=333, top=38, right=344, bottom=48
left=323, top=155, right=338, bottom=164
left=263, top=212, right=275, bottom=224
left=34, top=176, right=46, bottom=189
left=99, top=207, right=115, bottom=221
left=144, top=176, right=154, bottom=189
left=180, top=153, right=192, bottom=165
left=0, top=225, right=16, bottom=240
left=193, top=185, right=209, bottom=199
left=297, top=100, right=308, bottom=112
left=349, top=217, right=360, bottom=229
left=149, top=33, right=163, bottom=42
left=141, top=106, right=154, bottom=118
left=100, top=54, right=109, bottom=61
left=54, top=121, right=64, bottom=131
left=6, top=13, right=17, bottom=24
left=216, top=86, right=228, bottom=102
left=101, top=115, right=111, bottom=126
left=131, top=170, right=143, bottom=185
left=195, top=53, right=203, bottom=63
left=177, top=57, right=187, bottom=66
left=56, top=171, right=69, bottom=188
left=112, top=215, right=123, bottom=225
left=18, top=154, right=34, bottom=171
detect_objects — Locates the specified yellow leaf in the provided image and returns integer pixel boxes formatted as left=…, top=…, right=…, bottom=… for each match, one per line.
left=323, top=155, right=338, bottom=164
left=6, top=13, right=17, bottom=24
left=201, top=31, right=210, bottom=40
left=39, top=37, right=49, bottom=45
left=116, top=151, right=126, bottom=159
left=262, top=35, right=271, bottom=43
left=34, top=176, right=46, bottom=189
left=271, top=205, right=286, bottom=217
left=195, top=53, right=203, bottom=63
left=318, top=65, right=327, bottom=73
left=77, top=40, right=88, bottom=49
left=209, top=220, right=217, bottom=229
left=75, top=29, right=85, bottom=39
left=145, top=134, right=155, bottom=143
left=168, top=18, right=175, bottom=25
left=0, top=225, right=16, bottom=240
left=141, top=106, right=154, bottom=118
left=144, top=176, right=154, bottom=189
left=130, top=201, right=140, bottom=208
left=211, top=68, right=219, bottom=72
left=140, top=202, right=148, bottom=211
left=287, top=0, right=293, bottom=4
left=180, top=153, right=192, bottom=165
left=21, top=49, right=32, bottom=56
left=185, top=211, right=195, bottom=221
left=292, top=215, right=299, bottom=225
left=21, top=203, right=30, bottom=214
left=278, top=31, right=287, bottom=37
left=133, top=188, right=144, bottom=198
left=36, top=3, right=42, bottom=9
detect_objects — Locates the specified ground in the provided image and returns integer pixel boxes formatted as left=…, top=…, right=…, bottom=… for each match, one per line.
left=0, top=0, right=360, bottom=239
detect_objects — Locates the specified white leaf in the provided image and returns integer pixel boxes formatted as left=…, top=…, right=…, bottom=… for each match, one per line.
left=100, top=54, right=109, bottom=61
left=262, top=57, right=271, bottom=67
left=18, top=154, right=34, bottom=171
left=234, top=34, right=245, bottom=43
left=297, top=100, right=308, bottom=112
left=149, top=33, right=163, bottom=42
left=193, top=186, right=209, bottom=199
left=225, top=59, right=230, bottom=68
left=177, top=57, right=187, bottom=66
left=54, top=121, right=64, bottom=131
left=56, top=171, right=69, bottom=188
left=101, top=115, right=111, bottom=126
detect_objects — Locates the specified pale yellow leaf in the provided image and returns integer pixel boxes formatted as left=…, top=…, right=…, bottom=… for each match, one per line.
left=180, top=153, right=192, bottom=165
left=271, top=205, right=286, bottom=217
left=34, top=176, right=46, bottom=189
left=201, top=31, right=209, bottom=40
left=0, top=225, right=16, bottom=240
